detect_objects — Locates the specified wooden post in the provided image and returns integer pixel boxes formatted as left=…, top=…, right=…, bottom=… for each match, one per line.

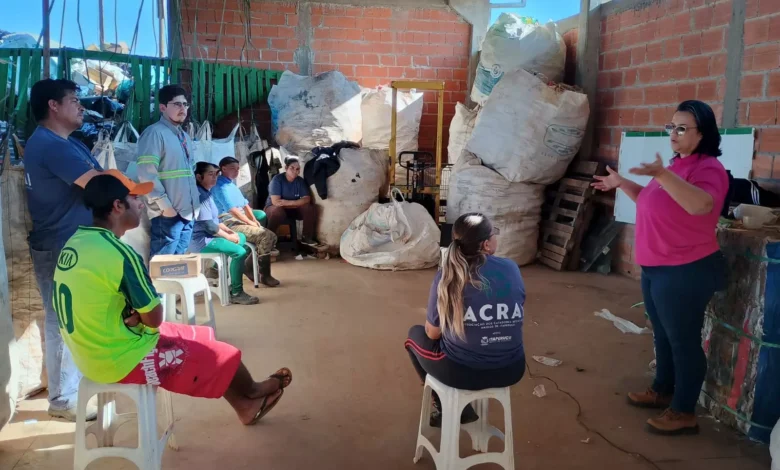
left=42, top=0, right=51, bottom=78
left=575, top=0, right=598, bottom=160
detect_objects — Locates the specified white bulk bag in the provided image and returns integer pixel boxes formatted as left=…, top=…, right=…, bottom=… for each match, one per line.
left=0, top=163, right=20, bottom=431
left=308, top=148, right=386, bottom=253
left=467, top=68, right=589, bottom=184
left=472, top=13, right=566, bottom=104
left=772, top=418, right=779, bottom=470
left=92, top=130, right=117, bottom=170
left=269, top=71, right=362, bottom=156
left=112, top=122, right=139, bottom=172
left=447, top=103, right=479, bottom=165
left=121, top=162, right=153, bottom=266
left=340, top=189, right=441, bottom=271
left=361, top=86, right=423, bottom=153
left=1, top=141, right=46, bottom=401
left=446, top=152, right=544, bottom=266
left=362, top=85, right=422, bottom=188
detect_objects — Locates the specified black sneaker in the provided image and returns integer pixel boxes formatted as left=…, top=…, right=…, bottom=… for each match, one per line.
left=230, top=291, right=260, bottom=305
left=429, top=401, right=479, bottom=428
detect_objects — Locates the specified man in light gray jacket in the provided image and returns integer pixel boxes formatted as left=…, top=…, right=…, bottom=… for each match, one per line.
left=136, top=85, right=200, bottom=256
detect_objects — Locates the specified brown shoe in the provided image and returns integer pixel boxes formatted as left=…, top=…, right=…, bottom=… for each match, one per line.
left=627, top=388, right=673, bottom=409
left=646, top=409, right=699, bottom=435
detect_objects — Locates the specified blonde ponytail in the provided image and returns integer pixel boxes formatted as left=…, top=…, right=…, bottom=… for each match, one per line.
left=437, top=242, right=486, bottom=340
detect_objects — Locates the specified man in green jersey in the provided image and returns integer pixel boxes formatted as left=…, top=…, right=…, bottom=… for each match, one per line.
left=53, top=170, right=292, bottom=425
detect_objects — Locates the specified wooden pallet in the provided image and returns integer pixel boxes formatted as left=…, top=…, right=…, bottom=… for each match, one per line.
left=538, top=161, right=600, bottom=271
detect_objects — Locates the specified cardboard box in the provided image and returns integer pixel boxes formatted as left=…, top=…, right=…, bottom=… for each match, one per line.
left=149, top=255, right=202, bottom=279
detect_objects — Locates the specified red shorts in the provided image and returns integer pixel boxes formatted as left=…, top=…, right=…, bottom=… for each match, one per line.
left=119, top=323, right=242, bottom=399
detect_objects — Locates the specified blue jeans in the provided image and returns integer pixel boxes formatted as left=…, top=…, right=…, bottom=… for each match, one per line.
left=30, top=245, right=81, bottom=410
left=150, top=214, right=194, bottom=257
left=641, top=251, right=727, bottom=413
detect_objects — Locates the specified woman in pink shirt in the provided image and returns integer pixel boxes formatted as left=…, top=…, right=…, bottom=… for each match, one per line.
left=593, top=100, right=728, bottom=436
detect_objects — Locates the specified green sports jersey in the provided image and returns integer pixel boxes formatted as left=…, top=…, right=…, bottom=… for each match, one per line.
left=53, top=226, right=160, bottom=383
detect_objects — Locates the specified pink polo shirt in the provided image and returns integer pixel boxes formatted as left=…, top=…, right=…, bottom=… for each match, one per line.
left=634, top=154, right=728, bottom=267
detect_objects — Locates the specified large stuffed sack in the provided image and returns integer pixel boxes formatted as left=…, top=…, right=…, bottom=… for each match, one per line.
left=111, top=122, right=139, bottom=172
left=340, top=190, right=441, bottom=271
left=121, top=162, right=153, bottom=266
left=446, top=152, right=544, bottom=266
left=92, top=130, right=118, bottom=170
left=772, top=418, right=779, bottom=470
left=467, top=68, right=589, bottom=184
left=472, top=13, right=566, bottom=104
left=308, top=148, right=387, bottom=253
left=361, top=86, right=423, bottom=153
left=269, top=71, right=362, bottom=156
left=0, top=148, right=20, bottom=431
left=1, top=138, right=46, bottom=402
left=447, top=103, right=479, bottom=165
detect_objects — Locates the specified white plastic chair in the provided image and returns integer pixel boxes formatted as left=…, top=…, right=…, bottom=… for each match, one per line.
left=414, top=375, right=514, bottom=470
left=73, top=378, right=177, bottom=470
left=198, top=252, right=230, bottom=306
left=153, top=274, right=217, bottom=335
left=243, top=241, right=260, bottom=289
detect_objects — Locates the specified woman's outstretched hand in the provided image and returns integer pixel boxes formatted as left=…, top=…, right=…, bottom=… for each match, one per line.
left=629, top=153, right=667, bottom=178
left=591, top=165, right=623, bottom=191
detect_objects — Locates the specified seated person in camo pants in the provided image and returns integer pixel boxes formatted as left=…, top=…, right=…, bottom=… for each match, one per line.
left=188, top=162, right=260, bottom=305
left=212, top=156, right=279, bottom=287
left=54, top=171, right=292, bottom=426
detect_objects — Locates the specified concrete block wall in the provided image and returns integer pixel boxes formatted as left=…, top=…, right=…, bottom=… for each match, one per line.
left=178, top=0, right=471, bottom=152
left=561, top=0, right=780, bottom=279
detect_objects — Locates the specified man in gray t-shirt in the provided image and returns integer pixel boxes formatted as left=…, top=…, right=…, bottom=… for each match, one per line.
left=135, top=85, right=200, bottom=257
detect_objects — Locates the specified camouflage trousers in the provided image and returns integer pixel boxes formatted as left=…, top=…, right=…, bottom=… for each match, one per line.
left=223, top=217, right=277, bottom=256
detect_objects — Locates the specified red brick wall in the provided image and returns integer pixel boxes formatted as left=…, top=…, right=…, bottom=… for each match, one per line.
left=178, top=0, right=471, bottom=152
left=564, top=0, right=780, bottom=279
left=741, top=0, right=780, bottom=177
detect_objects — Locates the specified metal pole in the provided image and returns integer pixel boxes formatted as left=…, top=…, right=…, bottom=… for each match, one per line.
left=98, top=0, right=105, bottom=47
left=42, top=0, right=51, bottom=78
left=158, top=0, right=167, bottom=58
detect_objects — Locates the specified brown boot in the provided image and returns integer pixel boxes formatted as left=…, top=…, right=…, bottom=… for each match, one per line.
left=646, top=409, right=699, bottom=435
left=627, top=388, right=673, bottom=409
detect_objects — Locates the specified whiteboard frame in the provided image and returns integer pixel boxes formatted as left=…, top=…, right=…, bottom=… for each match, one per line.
left=614, top=128, right=755, bottom=224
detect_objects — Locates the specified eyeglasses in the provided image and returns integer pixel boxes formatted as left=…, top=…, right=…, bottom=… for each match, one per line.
left=664, top=123, right=697, bottom=136
left=167, top=101, right=190, bottom=109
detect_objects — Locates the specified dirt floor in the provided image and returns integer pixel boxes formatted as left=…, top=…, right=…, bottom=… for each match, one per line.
left=0, top=258, right=772, bottom=470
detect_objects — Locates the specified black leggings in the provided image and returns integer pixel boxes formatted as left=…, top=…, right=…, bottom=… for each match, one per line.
left=405, top=325, right=525, bottom=391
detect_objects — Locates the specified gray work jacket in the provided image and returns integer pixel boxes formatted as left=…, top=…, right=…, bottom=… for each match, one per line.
left=135, top=117, right=200, bottom=220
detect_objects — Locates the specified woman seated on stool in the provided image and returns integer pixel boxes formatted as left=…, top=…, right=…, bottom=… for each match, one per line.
left=405, top=213, right=526, bottom=427
left=264, top=157, right=320, bottom=246
left=212, top=157, right=279, bottom=287
left=189, top=162, right=259, bottom=305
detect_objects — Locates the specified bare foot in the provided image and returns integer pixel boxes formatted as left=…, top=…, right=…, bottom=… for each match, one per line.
left=236, top=389, right=283, bottom=425
left=247, top=378, right=281, bottom=400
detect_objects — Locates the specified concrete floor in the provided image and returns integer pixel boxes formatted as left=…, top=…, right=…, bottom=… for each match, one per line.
left=0, top=259, right=771, bottom=470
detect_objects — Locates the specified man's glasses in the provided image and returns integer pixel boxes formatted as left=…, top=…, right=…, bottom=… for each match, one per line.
left=664, top=123, right=696, bottom=136
left=168, top=101, right=190, bottom=109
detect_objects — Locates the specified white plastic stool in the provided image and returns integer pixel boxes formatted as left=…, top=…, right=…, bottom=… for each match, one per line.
left=243, top=241, right=260, bottom=289
left=414, top=375, right=514, bottom=470
left=153, top=274, right=217, bottom=334
left=73, top=378, right=177, bottom=470
left=199, top=252, right=230, bottom=307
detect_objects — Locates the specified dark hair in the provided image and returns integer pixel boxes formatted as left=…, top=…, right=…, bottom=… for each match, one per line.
left=676, top=100, right=722, bottom=158
left=83, top=174, right=130, bottom=220
left=30, top=79, right=79, bottom=122
left=159, top=85, right=188, bottom=106
left=438, top=213, right=494, bottom=339
left=195, top=161, right=219, bottom=178
left=284, top=157, right=300, bottom=167
left=218, top=156, right=240, bottom=169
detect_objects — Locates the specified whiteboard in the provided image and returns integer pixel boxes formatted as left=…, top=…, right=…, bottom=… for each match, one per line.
left=614, top=129, right=755, bottom=224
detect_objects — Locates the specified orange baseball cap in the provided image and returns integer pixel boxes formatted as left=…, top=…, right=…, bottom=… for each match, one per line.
left=104, top=169, right=154, bottom=196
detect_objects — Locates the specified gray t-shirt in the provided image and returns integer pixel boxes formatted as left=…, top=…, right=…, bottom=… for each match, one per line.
left=427, top=255, right=526, bottom=369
